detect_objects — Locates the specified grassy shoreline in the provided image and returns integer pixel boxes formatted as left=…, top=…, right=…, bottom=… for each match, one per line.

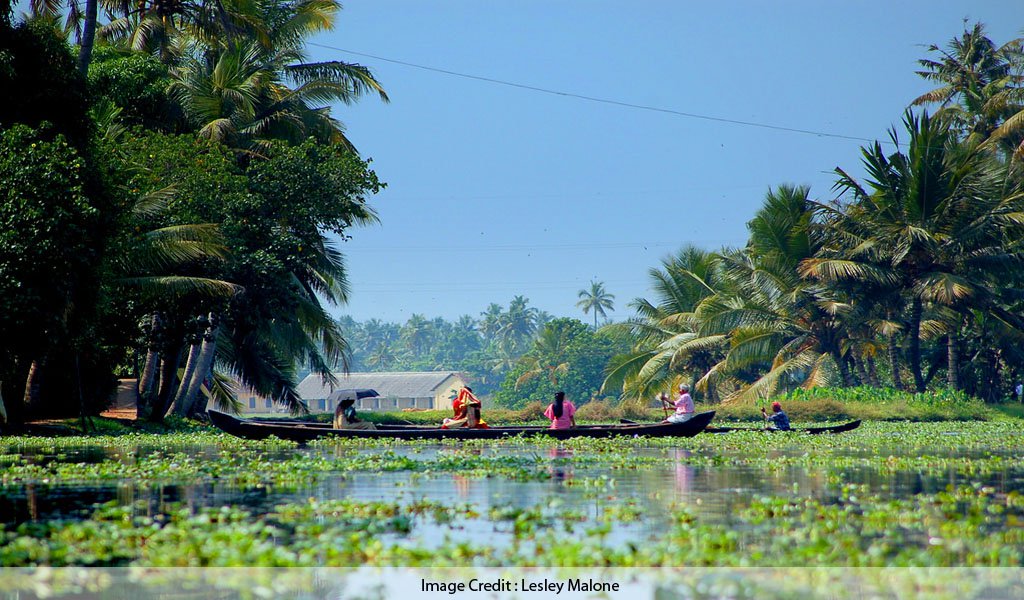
left=7, top=388, right=1017, bottom=437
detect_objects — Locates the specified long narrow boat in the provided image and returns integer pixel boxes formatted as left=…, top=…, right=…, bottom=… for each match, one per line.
left=702, top=420, right=861, bottom=435
left=209, top=410, right=716, bottom=441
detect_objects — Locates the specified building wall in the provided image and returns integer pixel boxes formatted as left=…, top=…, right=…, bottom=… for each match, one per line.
left=432, top=375, right=466, bottom=412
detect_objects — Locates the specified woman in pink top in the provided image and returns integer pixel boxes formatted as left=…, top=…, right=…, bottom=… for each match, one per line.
left=544, top=391, right=577, bottom=429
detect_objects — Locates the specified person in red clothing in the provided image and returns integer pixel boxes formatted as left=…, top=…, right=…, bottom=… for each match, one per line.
left=442, top=386, right=489, bottom=429
left=543, top=391, right=577, bottom=429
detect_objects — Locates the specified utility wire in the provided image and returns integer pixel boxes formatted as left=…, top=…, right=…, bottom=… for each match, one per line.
left=309, top=41, right=878, bottom=144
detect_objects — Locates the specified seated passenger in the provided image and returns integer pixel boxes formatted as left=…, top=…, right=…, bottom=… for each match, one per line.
left=761, top=401, right=791, bottom=431
left=333, top=398, right=377, bottom=430
left=442, top=386, right=489, bottom=429
left=544, top=391, right=576, bottom=429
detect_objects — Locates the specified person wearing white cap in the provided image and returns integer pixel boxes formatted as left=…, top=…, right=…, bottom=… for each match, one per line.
left=661, top=383, right=695, bottom=424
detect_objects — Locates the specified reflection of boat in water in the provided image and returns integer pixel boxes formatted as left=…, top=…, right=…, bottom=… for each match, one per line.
left=209, top=410, right=717, bottom=442
left=703, top=420, right=861, bottom=435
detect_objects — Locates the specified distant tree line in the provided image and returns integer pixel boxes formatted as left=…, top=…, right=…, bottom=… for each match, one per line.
left=337, top=302, right=627, bottom=409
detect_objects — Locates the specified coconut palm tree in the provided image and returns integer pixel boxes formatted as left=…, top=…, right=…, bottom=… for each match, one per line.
left=601, top=245, right=726, bottom=402
left=27, top=0, right=103, bottom=72
left=701, top=186, right=856, bottom=401
left=167, top=0, right=388, bottom=152
left=496, top=295, right=539, bottom=353
left=622, top=186, right=858, bottom=404
left=514, top=323, right=572, bottom=390
left=912, top=23, right=1024, bottom=155
left=110, top=184, right=237, bottom=419
left=400, top=313, right=432, bottom=358
left=576, top=280, right=615, bottom=329
left=478, top=303, right=504, bottom=342
left=803, top=110, right=1024, bottom=391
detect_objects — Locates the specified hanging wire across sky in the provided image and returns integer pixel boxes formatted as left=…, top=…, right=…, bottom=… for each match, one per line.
left=309, top=41, right=883, bottom=145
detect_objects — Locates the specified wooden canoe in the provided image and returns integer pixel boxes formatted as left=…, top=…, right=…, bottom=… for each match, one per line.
left=702, top=420, right=862, bottom=435
left=208, top=410, right=717, bottom=441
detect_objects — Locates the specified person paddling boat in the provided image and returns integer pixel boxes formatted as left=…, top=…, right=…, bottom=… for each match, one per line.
left=761, top=401, right=791, bottom=431
left=661, top=383, right=695, bottom=424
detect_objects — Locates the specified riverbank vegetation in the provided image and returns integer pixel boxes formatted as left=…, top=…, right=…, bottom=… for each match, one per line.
left=3, top=7, right=1024, bottom=428
left=602, top=25, right=1024, bottom=405
left=0, top=0, right=386, bottom=424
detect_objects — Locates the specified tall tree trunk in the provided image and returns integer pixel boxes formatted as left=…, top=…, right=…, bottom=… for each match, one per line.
left=0, top=380, right=7, bottom=427
left=169, top=341, right=201, bottom=415
left=885, top=308, right=904, bottom=390
left=136, top=349, right=159, bottom=418
left=706, top=376, right=718, bottom=403
left=77, top=0, right=98, bottom=75
left=177, top=319, right=218, bottom=417
left=23, top=358, right=45, bottom=413
left=985, top=349, right=1002, bottom=403
left=851, top=355, right=867, bottom=386
left=833, top=351, right=853, bottom=387
left=151, top=343, right=182, bottom=421
left=136, top=315, right=161, bottom=419
left=908, top=297, right=926, bottom=392
left=866, top=356, right=880, bottom=388
left=947, top=332, right=960, bottom=391
left=887, top=336, right=903, bottom=390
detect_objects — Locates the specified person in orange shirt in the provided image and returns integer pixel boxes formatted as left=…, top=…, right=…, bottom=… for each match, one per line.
left=442, top=386, right=489, bottom=429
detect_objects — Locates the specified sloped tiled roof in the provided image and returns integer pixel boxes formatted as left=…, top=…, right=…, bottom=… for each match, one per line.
left=296, top=371, right=465, bottom=400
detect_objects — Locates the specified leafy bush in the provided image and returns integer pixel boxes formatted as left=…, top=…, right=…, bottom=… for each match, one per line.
left=707, top=387, right=994, bottom=422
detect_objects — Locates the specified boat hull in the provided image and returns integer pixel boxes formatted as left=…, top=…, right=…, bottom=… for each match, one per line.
left=208, top=410, right=716, bottom=441
left=703, top=419, right=861, bottom=434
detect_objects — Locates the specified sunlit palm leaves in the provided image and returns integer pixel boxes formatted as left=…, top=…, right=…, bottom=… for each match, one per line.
left=601, top=245, right=727, bottom=401
left=165, top=0, right=387, bottom=151
left=912, top=23, right=1024, bottom=157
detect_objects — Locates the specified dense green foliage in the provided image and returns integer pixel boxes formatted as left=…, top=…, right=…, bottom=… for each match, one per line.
left=605, top=25, right=1024, bottom=406
left=494, top=318, right=628, bottom=408
left=0, top=1, right=386, bottom=422
left=0, top=21, right=92, bottom=146
left=87, top=47, right=178, bottom=131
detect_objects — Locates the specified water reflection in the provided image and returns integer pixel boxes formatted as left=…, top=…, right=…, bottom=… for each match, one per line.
left=671, top=448, right=693, bottom=496
left=548, top=446, right=574, bottom=486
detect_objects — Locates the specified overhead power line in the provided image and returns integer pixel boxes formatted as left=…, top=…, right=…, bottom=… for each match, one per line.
left=308, top=41, right=877, bottom=144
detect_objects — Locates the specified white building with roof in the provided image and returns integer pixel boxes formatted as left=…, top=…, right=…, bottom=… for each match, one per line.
left=296, top=371, right=468, bottom=412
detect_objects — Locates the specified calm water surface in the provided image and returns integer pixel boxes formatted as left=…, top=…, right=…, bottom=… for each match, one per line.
left=3, top=441, right=1024, bottom=549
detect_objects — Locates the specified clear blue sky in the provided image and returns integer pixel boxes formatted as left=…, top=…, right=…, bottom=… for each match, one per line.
left=310, top=1, right=1023, bottom=323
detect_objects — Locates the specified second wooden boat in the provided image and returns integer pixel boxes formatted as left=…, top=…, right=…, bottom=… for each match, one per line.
left=703, top=420, right=862, bottom=434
